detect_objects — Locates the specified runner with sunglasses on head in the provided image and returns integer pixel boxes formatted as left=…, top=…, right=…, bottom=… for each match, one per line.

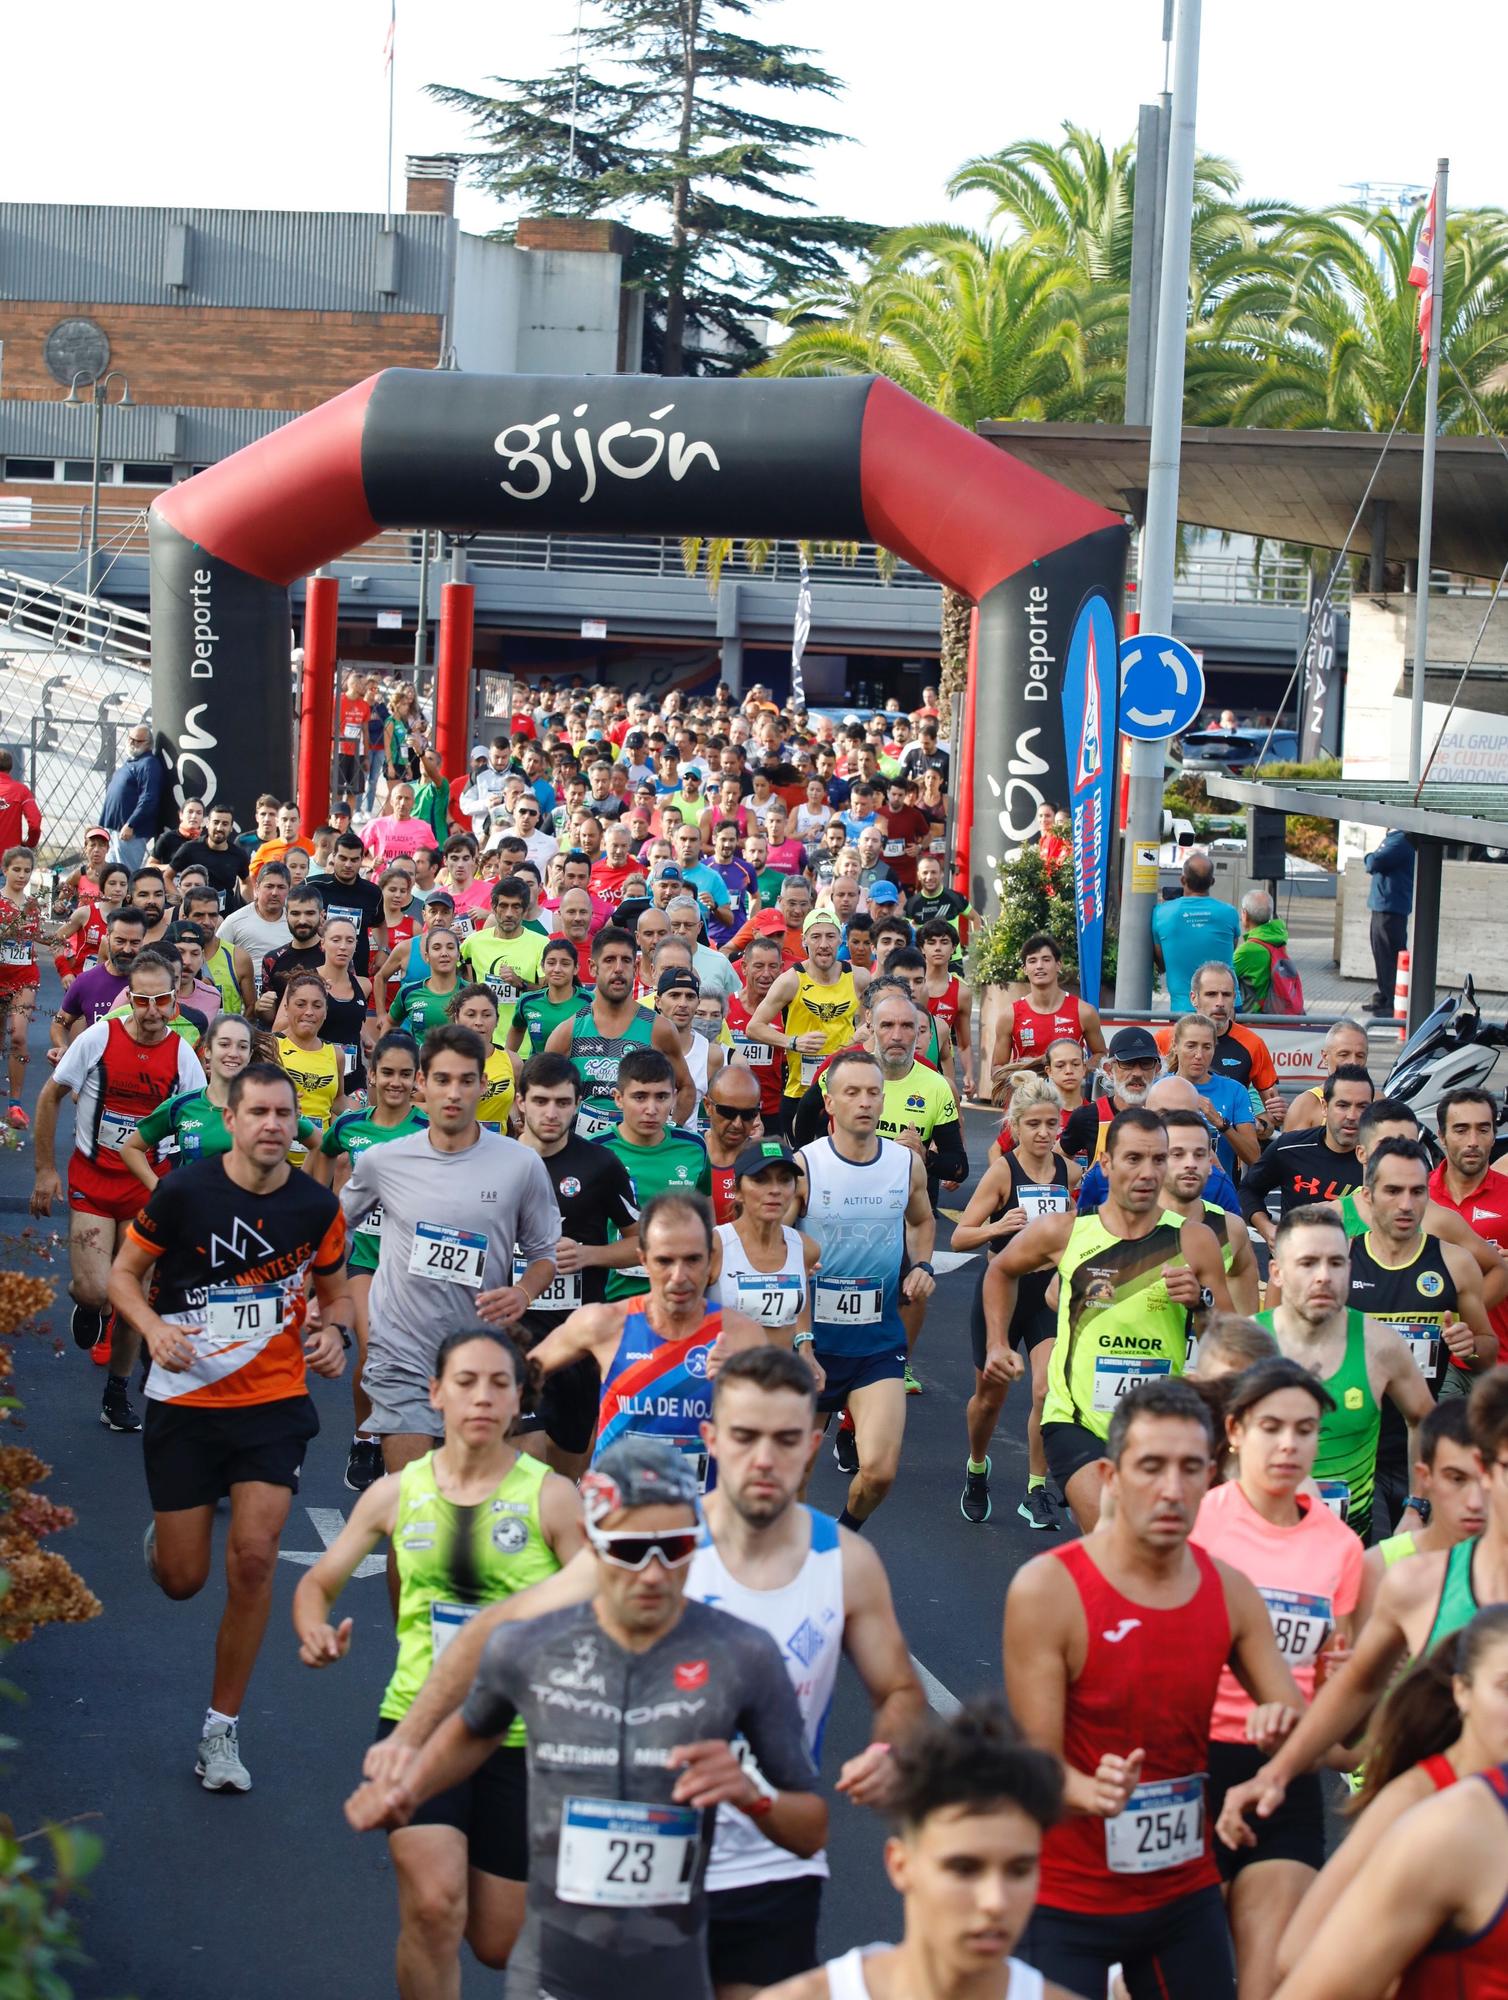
left=348, top=1435, right=823, bottom=2000
left=294, top=1325, right=584, bottom=1996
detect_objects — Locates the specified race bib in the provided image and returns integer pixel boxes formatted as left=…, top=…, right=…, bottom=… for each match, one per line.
left=97, top=1107, right=139, bottom=1152
left=1399, top=1323, right=1440, bottom=1376
left=1016, top=1183, right=1067, bottom=1220
left=0, top=940, right=30, bottom=966
left=799, top=1054, right=822, bottom=1086
left=665, top=1433, right=711, bottom=1491
left=734, top=1271, right=802, bottom=1326
left=359, top=1200, right=385, bottom=1237
left=733, top=1034, right=772, bottom=1070
left=408, top=1222, right=488, bottom=1289
left=929, top=835, right=947, bottom=853
left=1105, top=1776, right=1204, bottom=1875
left=342, top=721, right=361, bottom=742
left=201, top=1283, right=283, bottom=1350
left=516, top=1256, right=581, bottom=1312
left=325, top=904, right=362, bottom=934
left=1091, top=1356, right=1173, bottom=1415
left=1316, top=1479, right=1350, bottom=1523
left=338, top=1043, right=360, bottom=1078
left=430, top=1600, right=478, bottom=1660
left=1258, top=1587, right=1332, bottom=1666
left=555, top=1797, right=699, bottom=1909
left=883, top=838, right=904, bottom=858
left=576, top=1103, right=618, bottom=1142
left=815, top=1280, right=882, bottom=1325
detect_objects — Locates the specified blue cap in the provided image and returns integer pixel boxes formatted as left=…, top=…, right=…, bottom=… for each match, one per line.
left=866, top=880, right=902, bottom=905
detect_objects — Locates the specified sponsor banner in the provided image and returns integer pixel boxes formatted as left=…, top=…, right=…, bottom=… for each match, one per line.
left=1297, top=565, right=1341, bottom=763
left=1060, top=592, right=1118, bottom=1003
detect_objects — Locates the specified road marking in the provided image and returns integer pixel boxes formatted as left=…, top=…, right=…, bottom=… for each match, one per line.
left=277, top=1506, right=385, bottom=1577
left=910, top=1653, right=962, bottom=1718
left=933, top=1250, right=977, bottom=1275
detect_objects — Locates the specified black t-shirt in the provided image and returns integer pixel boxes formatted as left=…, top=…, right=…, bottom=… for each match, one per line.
left=163, top=837, right=244, bottom=911
left=259, top=942, right=326, bottom=1003
left=1241, top=1130, right=1362, bottom=1218
left=520, top=1134, right=638, bottom=1332
left=316, top=872, right=385, bottom=975
left=128, top=1156, right=344, bottom=1322
left=907, top=888, right=969, bottom=930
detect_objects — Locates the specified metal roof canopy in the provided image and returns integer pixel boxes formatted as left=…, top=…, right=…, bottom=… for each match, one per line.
left=984, top=422, right=1508, bottom=583
left=1207, top=775, right=1508, bottom=1030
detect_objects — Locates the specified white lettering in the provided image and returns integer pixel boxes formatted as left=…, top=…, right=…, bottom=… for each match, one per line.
left=493, top=401, right=719, bottom=503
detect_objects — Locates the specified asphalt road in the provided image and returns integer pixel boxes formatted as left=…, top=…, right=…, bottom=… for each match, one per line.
left=6, top=1007, right=1040, bottom=2000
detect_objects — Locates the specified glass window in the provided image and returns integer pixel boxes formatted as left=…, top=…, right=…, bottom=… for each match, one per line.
left=3, top=458, right=55, bottom=481
left=120, top=463, right=172, bottom=486
left=61, top=459, right=94, bottom=482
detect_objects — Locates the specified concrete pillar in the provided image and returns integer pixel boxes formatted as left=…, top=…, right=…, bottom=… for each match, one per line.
left=716, top=580, right=743, bottom=695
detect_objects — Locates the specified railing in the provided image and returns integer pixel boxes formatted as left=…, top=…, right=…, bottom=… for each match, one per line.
left=0, top=567, right=152, bottom=662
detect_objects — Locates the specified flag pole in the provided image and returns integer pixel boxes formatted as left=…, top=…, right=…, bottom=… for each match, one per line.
left=385, top=2, right=397, bottom=221
left=1409, top=157, right=1448, bottom=784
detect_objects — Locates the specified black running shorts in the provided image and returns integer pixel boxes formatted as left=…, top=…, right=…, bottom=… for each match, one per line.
left=143, top=1394, right=320, bottom=1513
left=374, top=1720, right=529, bottom=1879
left=706, top=1876, right=822, bottom=1989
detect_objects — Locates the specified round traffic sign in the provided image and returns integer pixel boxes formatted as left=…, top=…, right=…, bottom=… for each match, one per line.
left=1118, top=633, right=1206, bottom=741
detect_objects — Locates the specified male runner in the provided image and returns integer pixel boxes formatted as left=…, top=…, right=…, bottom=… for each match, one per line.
left=1242, top=1066, right=1373, bottom=1246
left=32, top=950, right=206, bottom=1427
left=218, top=860, right=291, bottom=1004
left=158, top=800, right=244, bottom=911
left=796, top=1049, right=935, bottom=1529
left=990, top=933, right=1105, bottom=1091
left=1217, top=1366, right=1508, bottom=1851
left=321, top=830, right=387, bottom=976
left=460, top=875, right=548, bottom=1027
left=747, top=911, right=869, bottom=1128
left=726, top=935, right=787, bottom=1131
left=984, top=1109, right=1232, bottom=1532
left=1058, top=1027, right=1161, bottom=1169
left=108, top=1061, right=352, bottom=1792
left=512, top=1051, right=641, bottom=1478
left=340, top=1024, right=561, bottom=1476
left=1256, top=1204, right=1435, bottom=1539
left=1159, top=1108, right=1260, bottom=1316
left=349, top=1436, right=824, bottom=2000
left=49, top=904, right=146, bottom=1049
left=1006, top=1379, right=1301, bottom=2000
left=598, top=1046, right=713, bottom=1302
left=920, top=918, right=975, bottom=1098
left=1353, top=1397, right=1485, bottom=1633
left=1431, top=1085, right=1508, bottom=1362
left=547, top=925, right=693, bottom=1136
left=703, top=1063, right=765, bottom=1223
left=1282, top=1020, right=1370, bottom=1132
left=255, top=884, right=326, bottom=1021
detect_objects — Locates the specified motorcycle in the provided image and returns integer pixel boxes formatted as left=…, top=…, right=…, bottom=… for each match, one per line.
left=1384, top=976, right=1508, bottom=1147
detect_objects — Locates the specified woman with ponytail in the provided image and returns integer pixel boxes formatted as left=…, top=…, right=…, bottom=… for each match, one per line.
left=1276, top=1604, right=1508, bottom=1980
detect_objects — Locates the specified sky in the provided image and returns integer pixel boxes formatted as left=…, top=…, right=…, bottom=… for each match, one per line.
left=2, top=0, right=1497, bottom=240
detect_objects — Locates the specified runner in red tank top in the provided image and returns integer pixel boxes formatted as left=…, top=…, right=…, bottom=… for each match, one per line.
left=988, top=932, right=1105, bottom=1100
left=726, top=936, right=787, bottom=1131
left=1431, top=1089, right=1508, bottom=1360
left=1271, top=1760, right=1508, bottom=2000
left=920, top=919, right=975, bottom=1097
left=1005, top=1378, right=1301, bottom=2000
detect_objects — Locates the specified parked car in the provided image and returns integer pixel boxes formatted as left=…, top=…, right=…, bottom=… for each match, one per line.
left=1175, top=727, right=1301, bottom=775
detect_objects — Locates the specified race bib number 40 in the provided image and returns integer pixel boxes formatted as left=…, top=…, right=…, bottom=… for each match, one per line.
left=1105, top=1775, right=1204, bottom=1875
left=409, top=1222, right=488, bottom=1289
left=814, top=1280, right=881, bottom=1325
left=555, top=1797, right=699, bottom=1908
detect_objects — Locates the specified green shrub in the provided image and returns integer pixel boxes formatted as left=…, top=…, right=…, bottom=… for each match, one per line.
left=969, top=847, right=1117, bottom=993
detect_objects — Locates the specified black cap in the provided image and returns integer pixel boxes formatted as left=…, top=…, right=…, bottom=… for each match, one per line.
left=656, top=967, right=699, bottom=996
left=1108, top=1025, right=1161, bottom=1062
left=732, top=1139, right=799, bottom=1179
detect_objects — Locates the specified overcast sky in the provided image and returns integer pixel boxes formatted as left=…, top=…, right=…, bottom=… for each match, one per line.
left=4, top=0, right=1492, bottom=240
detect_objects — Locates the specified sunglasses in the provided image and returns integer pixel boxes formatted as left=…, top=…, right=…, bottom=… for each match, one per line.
left=130, top=992, right=178, bottom=1011
left=708, top=1102, right=759, bottom=1121
left=587, top=1525, right=700, bottom=1571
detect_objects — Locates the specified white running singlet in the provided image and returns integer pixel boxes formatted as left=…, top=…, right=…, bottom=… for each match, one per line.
left=823, top=1947, right=1043, bottom=2000
left=713, top=1221, right=808, bottom=1329
left=691, top=1505, right=844, bottom=1891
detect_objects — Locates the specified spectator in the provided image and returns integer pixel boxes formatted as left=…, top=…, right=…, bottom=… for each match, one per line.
left=1151, top=851, right=1240, bottom=1005
left=1232, top=886, right=1293, bottom=1011
left=0, top=750, right=41, bottom=853
left=1033, top=802, right=1071, bottom=869
left=100, top=722, right=165, bottom=872
left=1365, top=828, right=1415, bottom=1014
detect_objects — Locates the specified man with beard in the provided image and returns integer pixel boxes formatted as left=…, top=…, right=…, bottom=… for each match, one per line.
left=1059, top=1026, right=1162, bottom=1169
left=256, top=886, right=327, bottom=1023
left=547, top=925, right=693, bottom=1137
left=1430, top=1086, right=1508, bottom=1363
left=1242, top=1066, right=1374, bottom=1248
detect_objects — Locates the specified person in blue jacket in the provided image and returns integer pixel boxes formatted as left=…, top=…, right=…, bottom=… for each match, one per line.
left=100, top=723, right=166, bottom=873
left=1364, top=830, right=1414, bottom=1014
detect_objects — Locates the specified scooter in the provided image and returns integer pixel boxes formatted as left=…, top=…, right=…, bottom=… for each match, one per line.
left=1384, top=976, right=1508, bottom=1142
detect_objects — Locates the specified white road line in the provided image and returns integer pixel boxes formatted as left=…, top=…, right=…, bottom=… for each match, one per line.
left=277, top=1506, right=386, bottom=1576
left=910, top=1653, right=962, bottom=1718
left=932, top=1250, right=978, bottom=1275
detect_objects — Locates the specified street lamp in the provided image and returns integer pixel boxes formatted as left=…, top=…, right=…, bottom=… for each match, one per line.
left=63, top=369, right=131, bottom=600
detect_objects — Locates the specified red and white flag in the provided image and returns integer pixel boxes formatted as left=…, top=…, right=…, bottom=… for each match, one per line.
left=382, top=0, right=395, bottom=72
left=1408, top=185, right=1437, bottom=359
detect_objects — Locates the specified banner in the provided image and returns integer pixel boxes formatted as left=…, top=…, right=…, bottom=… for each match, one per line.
left=1060, top=592, right=1119, bottom=1001
left=968, top=524, right=1129, bottom=924
left=1297, top=564, right=1341, bottom=762
left=790, top=551, right=812, bottom=709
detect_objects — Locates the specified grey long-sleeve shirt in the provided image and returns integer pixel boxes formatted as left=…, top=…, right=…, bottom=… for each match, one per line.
left=341, top=1127, right=561, bottom=1375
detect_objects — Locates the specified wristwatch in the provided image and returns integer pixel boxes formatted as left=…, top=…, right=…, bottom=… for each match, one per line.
left=913, top=1260, right=935, bottom=1277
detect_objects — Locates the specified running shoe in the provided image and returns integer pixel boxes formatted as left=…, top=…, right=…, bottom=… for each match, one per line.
left=196, top=1722, right=251, bottom=1794
left=99, top=1378, right=141, bottom=1433
left=71, top=1302, right=104, bottom=1351
left=344, top=1436, right=385, bottom=1493
left=903, top=1363, right=923, bottom=1397
left=960, top=1458, right=992, bottom=1525
left=1017, top=1485, right=1060, bottom=1532
left=833, top=1412, right=859, bottom=1475
left=6, top=1104, right=28, bottom=1131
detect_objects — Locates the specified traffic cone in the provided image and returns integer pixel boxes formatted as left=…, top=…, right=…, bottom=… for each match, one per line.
left=1394, top=949, right=1411, bottom=1039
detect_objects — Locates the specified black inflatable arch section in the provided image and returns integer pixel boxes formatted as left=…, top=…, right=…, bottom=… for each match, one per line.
left=148, top=370, right=1124, bottom=907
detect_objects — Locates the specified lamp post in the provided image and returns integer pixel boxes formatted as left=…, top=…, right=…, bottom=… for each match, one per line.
left=63, top=369, right=131, bottom=600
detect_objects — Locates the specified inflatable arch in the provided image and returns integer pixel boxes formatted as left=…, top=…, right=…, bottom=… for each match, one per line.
left=148, top=371, right=1125, bottom=916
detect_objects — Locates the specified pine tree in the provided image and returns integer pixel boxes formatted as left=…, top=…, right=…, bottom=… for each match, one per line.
left=427, top=0, right=879, bottom=376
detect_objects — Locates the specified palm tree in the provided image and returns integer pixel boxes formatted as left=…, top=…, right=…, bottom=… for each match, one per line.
left=1202, top=203, right=1508, bottom=434
left=684, top=226, right=1125, bottom=693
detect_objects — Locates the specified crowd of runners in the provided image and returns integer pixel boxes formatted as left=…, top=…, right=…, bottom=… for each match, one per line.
left=17, top=673, right=1508, bottom=1999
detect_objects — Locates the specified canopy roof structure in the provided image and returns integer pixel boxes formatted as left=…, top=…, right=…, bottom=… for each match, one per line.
left=984, top=423, right=1508, bottom=582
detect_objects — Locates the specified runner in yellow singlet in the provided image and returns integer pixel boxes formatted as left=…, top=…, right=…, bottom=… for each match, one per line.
left=745, top=909, right=870, bottom=1116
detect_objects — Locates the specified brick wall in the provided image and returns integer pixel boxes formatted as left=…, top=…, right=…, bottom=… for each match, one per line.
left=515, top=217, right=636, bottom=257
left=0, top=302, right=444, bottom=411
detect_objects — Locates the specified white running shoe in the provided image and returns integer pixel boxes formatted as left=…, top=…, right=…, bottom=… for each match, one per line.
left=196, top=1721, right=251, bottom=1793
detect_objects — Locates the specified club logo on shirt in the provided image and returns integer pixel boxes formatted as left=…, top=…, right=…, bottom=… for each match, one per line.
left=491, top=1517, right=530, bottom=1554
left=1344, top=1386, right=1365, bottom=1409
left=674, top=1659, right=709, bottom=1691
left=684, top=1345, right=712, bottom=1379
left=1417, top=1270, right=1445, bottom=1298
left=559, top=1177, right=582, bottom=1197
left=1102, top=1619, right=1141, bottom=1644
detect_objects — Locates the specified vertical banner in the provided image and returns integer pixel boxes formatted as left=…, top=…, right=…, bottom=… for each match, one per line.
left=1059, top=593, right=1119, bottom=1000
left=968, top=523, right=1129, bottom=924
left=1297, top=564, right=1341, bottom=762
left=790, top=551, right=812, bottom=709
